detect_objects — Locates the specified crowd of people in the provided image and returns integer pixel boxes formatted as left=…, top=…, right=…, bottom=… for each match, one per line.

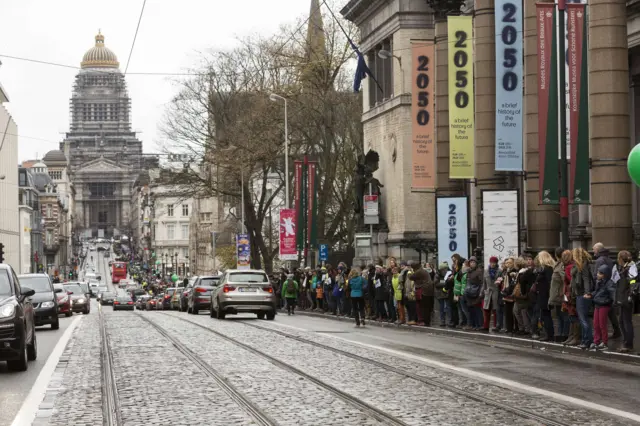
left=272, top=242, right=639, bottom=353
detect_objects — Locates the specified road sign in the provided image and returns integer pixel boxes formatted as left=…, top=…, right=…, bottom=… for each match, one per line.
left=319, top=244, right=328, bottom=261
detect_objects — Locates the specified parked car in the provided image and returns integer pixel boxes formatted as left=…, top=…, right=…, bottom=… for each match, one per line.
left=170, top=288, right=184, bottom=310
left=160, top=288, right=178, bottom=310
left=179, top=276, right=199, bottom=312
left=136, top=295, right=151, bottom=310
left=99, top=291, right=116, bottom=306
left=113, top=295, right=135, bottom=311
left=63, top=283, right=90, bottom=314
left=145, top=297, right=157, bottom=310
left=188, top=276, right=221, bottom=315
left=0, top=264, right=37, bottom=371
left=53, top=283, right=72, bottom=317
left=17, top=273, right=60, bottom=329
left=211, top=269, right=275, bottom=320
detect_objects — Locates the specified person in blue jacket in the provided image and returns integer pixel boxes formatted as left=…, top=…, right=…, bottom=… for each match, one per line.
left=348, top=268, right=366, bottom=327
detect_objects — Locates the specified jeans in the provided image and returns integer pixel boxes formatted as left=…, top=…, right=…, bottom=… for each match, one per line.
left=529, top=302, right=541, bottom=334
left=541, top=308, right=554, bottom=339
left=554, top=304, right=570, bottom=336
left=619, top=304, right=635, bottom=349
left=438, top=298, right=452, bottom=325
left=469, top=305, right=483, bottom=328
left=576, top=296, right=593, bottom=345
left=387, top=299, right=397, bottom=322
left=457, top=296, right=469, bottom=326
left=593, top=305, right=611, bottom=345
left=352, top=297, right=365, bottom=325
left=513, top=303, right=530, bottom=333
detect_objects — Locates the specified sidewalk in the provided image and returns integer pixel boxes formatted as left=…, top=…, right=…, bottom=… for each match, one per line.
left=284, top=307, right=640, bottom=365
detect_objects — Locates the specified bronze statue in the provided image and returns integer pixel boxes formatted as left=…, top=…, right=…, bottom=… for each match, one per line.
left=353, top=149, right=383, bottom=215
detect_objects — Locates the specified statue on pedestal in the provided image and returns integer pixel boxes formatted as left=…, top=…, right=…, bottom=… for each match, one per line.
left=353, top=150, right=386, bottom=230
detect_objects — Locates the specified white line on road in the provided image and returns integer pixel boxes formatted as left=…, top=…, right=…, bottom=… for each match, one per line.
left=269, top=320, right=640, bottom=423
left=11, top=315, right=83, bottom=426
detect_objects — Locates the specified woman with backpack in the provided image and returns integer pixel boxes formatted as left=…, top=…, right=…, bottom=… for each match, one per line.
left=281, top=274, right=299, bottom=316
left=571, top=247, right=594, bottom=350
left=614, top=250, right=638, bottom=352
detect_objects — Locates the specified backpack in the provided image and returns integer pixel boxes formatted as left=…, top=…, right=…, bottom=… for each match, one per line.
left=286, top=280, right=295, bottom=293
left=464, top=282, right=481, bottom=300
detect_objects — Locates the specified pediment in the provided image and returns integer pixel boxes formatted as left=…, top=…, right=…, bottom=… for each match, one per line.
left=75, top=158, right=124, bottom=173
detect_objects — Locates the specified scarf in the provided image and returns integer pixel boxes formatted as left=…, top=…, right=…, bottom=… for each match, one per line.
left=489, top=266, right=498, bottom=280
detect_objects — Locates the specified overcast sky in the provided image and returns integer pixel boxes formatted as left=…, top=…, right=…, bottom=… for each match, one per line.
left=0, top=0, right=313, bottom=162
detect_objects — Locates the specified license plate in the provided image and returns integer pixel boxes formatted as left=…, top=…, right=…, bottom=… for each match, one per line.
left=238, top=288, right=256, bottom=292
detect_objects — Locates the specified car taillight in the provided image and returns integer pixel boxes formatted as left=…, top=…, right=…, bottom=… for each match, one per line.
left=164, top=295, right=170, bottom=299
left=128, top=302, right=134, bottom=305
left=262, top=286, right=273, bottom=293
left=114, top=301, right=120, bottom=305
left=196, top=287, right=207, bottom=293
left=150, top=300, right=155, bottom=304
left=223, top=284, right=236, bottom=293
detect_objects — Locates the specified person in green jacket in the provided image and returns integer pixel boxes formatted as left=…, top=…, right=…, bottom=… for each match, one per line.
left=453, top=259, right=470, bottom=329
left=282, top=274, right=299, bottom=315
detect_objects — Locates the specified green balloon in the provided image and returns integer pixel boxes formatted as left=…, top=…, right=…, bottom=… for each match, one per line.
left=171, top=274, right=179, bottom=282
left=628, top=144, right=640, bottom=187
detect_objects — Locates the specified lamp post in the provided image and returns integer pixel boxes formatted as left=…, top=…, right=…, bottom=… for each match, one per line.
left=557, top=0, right=569, bottom=248
left=269, top=93, right=290, bottom=208
left=378, top=49, right=404, bottom=95
left=163, top=253, right=168, bottom=276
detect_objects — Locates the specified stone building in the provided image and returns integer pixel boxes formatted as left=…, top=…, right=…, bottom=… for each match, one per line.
left=61, top=32, right=144, bottom=239
left=18, top=167, right=44, bottom=273
left=342, top=0, right=639, bottom=257
left=0, top=77, right=19, bottom=270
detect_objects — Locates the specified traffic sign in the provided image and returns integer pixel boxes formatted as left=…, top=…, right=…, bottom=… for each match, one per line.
left=319, top=244, right=328, bottom=262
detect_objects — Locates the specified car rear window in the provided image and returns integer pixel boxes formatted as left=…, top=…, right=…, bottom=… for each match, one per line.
left=228, top=273, right=269, bottom=283
left=199, top=277, right=220, bottom=287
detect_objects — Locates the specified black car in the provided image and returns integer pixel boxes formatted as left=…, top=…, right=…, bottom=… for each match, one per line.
left=17, top=274, right=59, bottom=329
left=99, top=291, right=116, bottom=306
left=63, top=283, right=91, bottom=314
left=113, top=295, right=135, bottom=311
left=0, top=264, right=38, bottom=371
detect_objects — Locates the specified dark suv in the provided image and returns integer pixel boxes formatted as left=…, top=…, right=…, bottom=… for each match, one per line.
left=17, top=274, right=60, bottom=329
left=0, top=264, right=38, bottom=371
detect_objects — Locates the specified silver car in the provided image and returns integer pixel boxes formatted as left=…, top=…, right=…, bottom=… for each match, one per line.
left=211, top=269, right=276, bottom=320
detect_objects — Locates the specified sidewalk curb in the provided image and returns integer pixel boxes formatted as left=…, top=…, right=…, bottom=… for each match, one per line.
left=284, top=309, right=640, bottom=366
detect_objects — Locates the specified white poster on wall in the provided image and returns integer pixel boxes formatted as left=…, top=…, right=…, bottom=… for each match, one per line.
left=436, top=197, right=469, bottom=267
left=482, top=190, right=519, bottom=263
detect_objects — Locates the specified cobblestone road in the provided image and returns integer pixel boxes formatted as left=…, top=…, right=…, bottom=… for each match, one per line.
left=29, top=308, right=639, bottom=426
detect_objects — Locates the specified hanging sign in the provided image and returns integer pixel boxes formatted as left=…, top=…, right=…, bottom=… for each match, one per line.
left=236, top=234, right=250, bottom=270
left=436, top=197, right=469, bottom=267
left=567, top=3, right=590, bottom=204
left=448, top=16, right=475, bottom=179
left=411, top=43, right=436, bottom=189
left=482, top=190, right=520, bottom=263
left=294, top=161, right=305, bottom=250
left=536, top=3, right=559, bottom=204
left=495, top=0, right=523, bottom=171
left=364, top=195, right=379, bottom=225
left=279, top=209, right=297, bottom=261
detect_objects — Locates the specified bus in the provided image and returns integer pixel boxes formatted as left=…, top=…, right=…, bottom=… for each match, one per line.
left=112, top=261, right=127, bottom=284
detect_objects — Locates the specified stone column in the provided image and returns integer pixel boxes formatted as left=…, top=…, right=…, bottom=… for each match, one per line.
left=473, top=0, right=505, bottom=241
left=524, top=0, right=559, bottom=251
left=589, top=0, right=632, bottom=249
left=435, top=14, right=463, bottom=196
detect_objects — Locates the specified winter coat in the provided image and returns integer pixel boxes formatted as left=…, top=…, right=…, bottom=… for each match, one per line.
left=281, top=280, right=299, bottom=298
left=374, top=273, right=387, bottom=301
left=409, top=267, right=434, bottom=297
left=465, top=266, right=484, bottom=305
left=549, top=261, right=565, bottom=306
left=392, top=275, right=403, bottom=301
left=482, top=267, right=501, bottom=310
left=593, top=267, right=615, bottom=307
left=453, top=269, right=468, bottom=297
left=562, top=262, right=577, bottom=316
left=593, top=249, right=614, bottom=278
left=403, top=270, right=416, bottom=301
left=614, top=263, right=638, bottom=306
left=570, top=262, right=593, bottom=297
left=501, top=268, right=518, bottom=303
left=535, top=265, right=553, bottom=309
left=435, top=270, right=450, bottom=300
left=349, top=276, right=364, bottom=298
left=514, top=268, right=534, bottom=307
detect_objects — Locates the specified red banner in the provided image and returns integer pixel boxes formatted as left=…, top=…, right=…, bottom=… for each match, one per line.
left=279, top=209, right=297, bottom=260
left=536, top=3, right=559, bottom=204
left=307, top=161, right=317, bottom=247
left=294, top=161, right=304, bottom=250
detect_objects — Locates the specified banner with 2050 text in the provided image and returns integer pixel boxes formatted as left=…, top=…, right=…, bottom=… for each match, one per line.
left=436, top=197, right=469, bottom=267
left=536, top=3, right=559, bottom=204
left=411, top=43, right=436, bottom=189
left=447, top=16, right=475, bottom=179
left=567, top=3, right=590, bottom=204
left=495, top=0, right=523, bottom=171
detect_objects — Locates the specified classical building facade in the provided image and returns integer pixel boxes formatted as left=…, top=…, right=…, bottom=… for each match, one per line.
left=342, top=0, right=639, bottom=258
left=61, top=32, right=144, bottom=239
left=18, top=167, right=44, bottom=273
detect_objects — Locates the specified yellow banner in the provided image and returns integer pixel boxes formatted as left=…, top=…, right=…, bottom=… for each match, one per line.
left=447, top=16, right=475, bottom=179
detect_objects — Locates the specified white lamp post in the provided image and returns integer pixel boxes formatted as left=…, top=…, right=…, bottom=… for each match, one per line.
left=269, top=93, right=289, bottom=208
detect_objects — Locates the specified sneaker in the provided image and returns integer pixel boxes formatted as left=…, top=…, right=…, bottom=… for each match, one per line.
left=531, top=334, right=540, bottom=340
left=491, top=327, right=501, bottom=332
left=361, top=322, right=366, bottom=327
left=439, top=322, right=446, bottom=327
left=596, top=342, right=607, bottom=350
left=407, top=321, right=417, bottom=325
left=355, top=324, right=360, bottom=328
left=609, top=332, right=622, bottom=340
left=589, top=343, right=597, bottom=350
left=618, top=347, right=631, bottom=353
left=579, top=343, right=589, bottom=350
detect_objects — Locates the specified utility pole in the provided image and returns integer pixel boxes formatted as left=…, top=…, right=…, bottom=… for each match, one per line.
left=558, top=0, right=569, bottom=248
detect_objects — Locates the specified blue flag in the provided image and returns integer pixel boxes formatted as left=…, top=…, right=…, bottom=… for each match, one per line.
left=347, top=38, right=382, bottom=94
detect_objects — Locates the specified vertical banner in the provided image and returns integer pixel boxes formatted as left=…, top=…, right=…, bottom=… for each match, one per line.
left=279, top=209, right=297, bottom=260
left=495, top=0, right=524, bottom=171
left=482, top=190, right=520, bottom=263
left=236, top=234, right=250, bottom=270
left=448, top=16, right=475, bottom=179
left=436, top=197, right=469, bottom=267
left=307, top=162, right=318, bottom=248
left=411, top=43, right=436, bottom=189
left=567, top=3, right=590, bottom=204
left=536, top=3, right=560, bottom=204
left=294, top=161, right=304, bottom=250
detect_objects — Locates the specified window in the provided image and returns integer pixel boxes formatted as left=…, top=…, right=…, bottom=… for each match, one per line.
left=47, top=204, right=52, bottom=218
left=167, top=224, right=175, bottom=240
left=367, top=39, right=394, bottom=108
left=19, top=171, right=26, bottom=187
left=182, top=248, right=188, bottom=258
left=182, top=204, right=189, bottom=216
left=181, top=224, right=189, bottom=239
left=46, top=230, right=53, bottom=245
left=167, top=204, right=174, bottom=217
left=48, top=171, right=62, bottom=180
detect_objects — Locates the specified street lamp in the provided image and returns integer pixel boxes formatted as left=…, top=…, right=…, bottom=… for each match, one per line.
left=269, top=93, right=290, bottom=208
left=378, top=49, right=404, bottom=95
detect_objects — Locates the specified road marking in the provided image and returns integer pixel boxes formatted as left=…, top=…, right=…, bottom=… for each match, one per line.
left=268, top=320, right=640, bottom=423
left=11, top=315, right=83, bottom=426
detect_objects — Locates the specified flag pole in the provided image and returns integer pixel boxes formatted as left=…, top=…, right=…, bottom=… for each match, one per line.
left=558, top=0, right=569, bottom=248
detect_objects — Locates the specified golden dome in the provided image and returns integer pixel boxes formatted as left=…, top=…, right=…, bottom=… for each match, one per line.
left=80, top=31, right=119, bottom=69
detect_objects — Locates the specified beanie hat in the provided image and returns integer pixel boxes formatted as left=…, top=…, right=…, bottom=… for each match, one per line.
left=489, top=256, right=499, bottom=264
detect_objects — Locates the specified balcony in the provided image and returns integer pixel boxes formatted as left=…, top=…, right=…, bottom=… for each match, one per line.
left=44, top=243, right=60, bottom=254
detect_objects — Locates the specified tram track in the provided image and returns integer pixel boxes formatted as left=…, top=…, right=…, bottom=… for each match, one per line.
left=162, top=313, right=408, bottom=426
left=98, top=305, right=122, bottom=426
left=137, top=313, right=278, bottom=426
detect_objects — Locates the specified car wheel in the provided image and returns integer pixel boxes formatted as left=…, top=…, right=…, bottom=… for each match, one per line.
left=84, top=308, right=89, bottom=314
left=192, top=306, right=198, bottom=315
left=209, top=305, right=216, bottom=318
left=8, top=335, right=28, bottom=372
left=257, top=313, right=265, bottom=320
left=216, top=302, right=225, bottom=320
left=266, top=311, right=275, bottom=321
left=27, top=327, right=37, bottom=361
left=51, top=319, right=60, bottom=330
left=65, top=312, right=72, bottom=317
